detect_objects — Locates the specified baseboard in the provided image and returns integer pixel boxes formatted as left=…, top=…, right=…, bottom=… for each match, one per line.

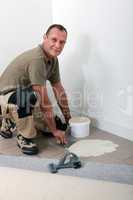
left=96, top=120, right=133, bottom=142
left=70, top=109, right=133, bottom=141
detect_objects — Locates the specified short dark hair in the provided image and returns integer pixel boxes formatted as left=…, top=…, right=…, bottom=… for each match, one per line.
left=46, top=24, right=67, bottom=35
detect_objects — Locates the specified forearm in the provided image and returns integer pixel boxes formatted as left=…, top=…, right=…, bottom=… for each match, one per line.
left=40, top=104, right=67, bottom=144
left=32, top=85, right=67, bottom=144
left=52, top=82, right=71, bottom=123
left=57, top=92, right=71, bottom=124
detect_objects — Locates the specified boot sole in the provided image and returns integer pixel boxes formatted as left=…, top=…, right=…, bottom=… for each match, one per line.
left=17, top=143, right=39, bottom=155
left=0, top=131, right=13, bottom=139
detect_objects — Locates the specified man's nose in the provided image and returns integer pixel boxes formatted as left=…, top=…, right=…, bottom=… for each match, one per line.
left=55, top=42, right=61, bottom=49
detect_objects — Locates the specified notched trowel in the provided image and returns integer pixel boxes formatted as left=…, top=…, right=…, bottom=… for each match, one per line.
left=49, top=127, right=82, bottom=173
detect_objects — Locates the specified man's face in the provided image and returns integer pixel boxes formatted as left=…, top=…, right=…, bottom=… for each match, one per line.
left=43, top=27, right=67, bottom=58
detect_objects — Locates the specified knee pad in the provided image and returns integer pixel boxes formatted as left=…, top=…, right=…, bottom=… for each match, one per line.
left=8, top=89, right=37, bottom=118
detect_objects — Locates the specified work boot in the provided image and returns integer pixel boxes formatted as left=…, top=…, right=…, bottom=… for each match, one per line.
left=0, top=118, right=16, bottom=138
left=16, top=134, right=38, bottom=155
left=0, top=130, right=13, bottom=138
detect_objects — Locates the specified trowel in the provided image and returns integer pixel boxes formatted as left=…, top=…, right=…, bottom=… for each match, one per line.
left=49, top=125, right=82, bottom=173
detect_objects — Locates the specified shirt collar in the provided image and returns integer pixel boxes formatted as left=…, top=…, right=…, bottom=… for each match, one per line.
left=38, top=44, right=53, bottom=65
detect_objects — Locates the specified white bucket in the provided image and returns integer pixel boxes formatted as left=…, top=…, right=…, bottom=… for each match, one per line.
left=69, top=117, right=91, bottom=138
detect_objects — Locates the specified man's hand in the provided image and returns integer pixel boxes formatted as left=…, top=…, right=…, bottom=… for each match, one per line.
left=53, top=130, right=67, bottom=144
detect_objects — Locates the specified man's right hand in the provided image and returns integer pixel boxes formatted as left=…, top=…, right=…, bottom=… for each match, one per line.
left=53, top=130, right=67, bottom=144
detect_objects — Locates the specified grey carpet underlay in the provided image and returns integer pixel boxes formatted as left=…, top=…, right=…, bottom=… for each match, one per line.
left=0, top=155, right=133, bottom=185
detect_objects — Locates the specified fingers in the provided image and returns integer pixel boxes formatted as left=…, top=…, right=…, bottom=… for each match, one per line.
left=55, top=131, right=67, bottom=144
left=56, top=135, right=67, bottom=144
left=60, top=136, right=67, bottom=144
left=63, top=136, right=68, bottom=144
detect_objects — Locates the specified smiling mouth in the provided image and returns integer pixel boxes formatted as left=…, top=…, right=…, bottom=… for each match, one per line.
left=53, top=48, right=61, bottom=52
left=55, top=49, right=60, bottom=52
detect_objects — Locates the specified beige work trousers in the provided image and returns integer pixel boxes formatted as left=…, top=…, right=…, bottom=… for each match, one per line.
left=0, top=92, right=47, bottom=139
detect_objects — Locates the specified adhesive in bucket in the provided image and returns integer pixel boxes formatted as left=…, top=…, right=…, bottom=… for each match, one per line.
left=69, top=117, right=90, bottom=138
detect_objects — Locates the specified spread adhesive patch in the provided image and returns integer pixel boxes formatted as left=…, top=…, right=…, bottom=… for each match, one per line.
left=68, top=139, right=119, bottom=157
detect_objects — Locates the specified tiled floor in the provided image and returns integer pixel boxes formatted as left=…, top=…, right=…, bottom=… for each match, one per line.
left=0, top=127, right=133, bottom=165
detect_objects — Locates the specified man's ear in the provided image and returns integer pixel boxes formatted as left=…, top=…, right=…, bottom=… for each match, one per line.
left=43, top=34, right=47, bottom=41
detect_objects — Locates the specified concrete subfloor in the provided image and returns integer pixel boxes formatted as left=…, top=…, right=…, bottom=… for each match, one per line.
left=0, top=127, right=133, bottom=166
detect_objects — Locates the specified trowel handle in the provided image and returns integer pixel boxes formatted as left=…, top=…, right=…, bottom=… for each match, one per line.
left=58, top=152, right=69, bottom=165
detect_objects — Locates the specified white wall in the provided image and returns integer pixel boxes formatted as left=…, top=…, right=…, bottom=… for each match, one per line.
left=52, top=0, right=133, bottom=140
left=0, top=0, right=133, bottom=141
left=0, top=0, right=52, bottom=74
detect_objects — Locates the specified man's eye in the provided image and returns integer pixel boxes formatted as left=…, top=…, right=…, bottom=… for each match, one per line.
left=60, top=41, right=65, bottom=45
left=52, top=38, right=57, bottom=42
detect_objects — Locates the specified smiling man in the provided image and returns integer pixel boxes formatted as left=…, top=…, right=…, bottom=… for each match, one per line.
left=0, top=24, right=71, bottom=155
